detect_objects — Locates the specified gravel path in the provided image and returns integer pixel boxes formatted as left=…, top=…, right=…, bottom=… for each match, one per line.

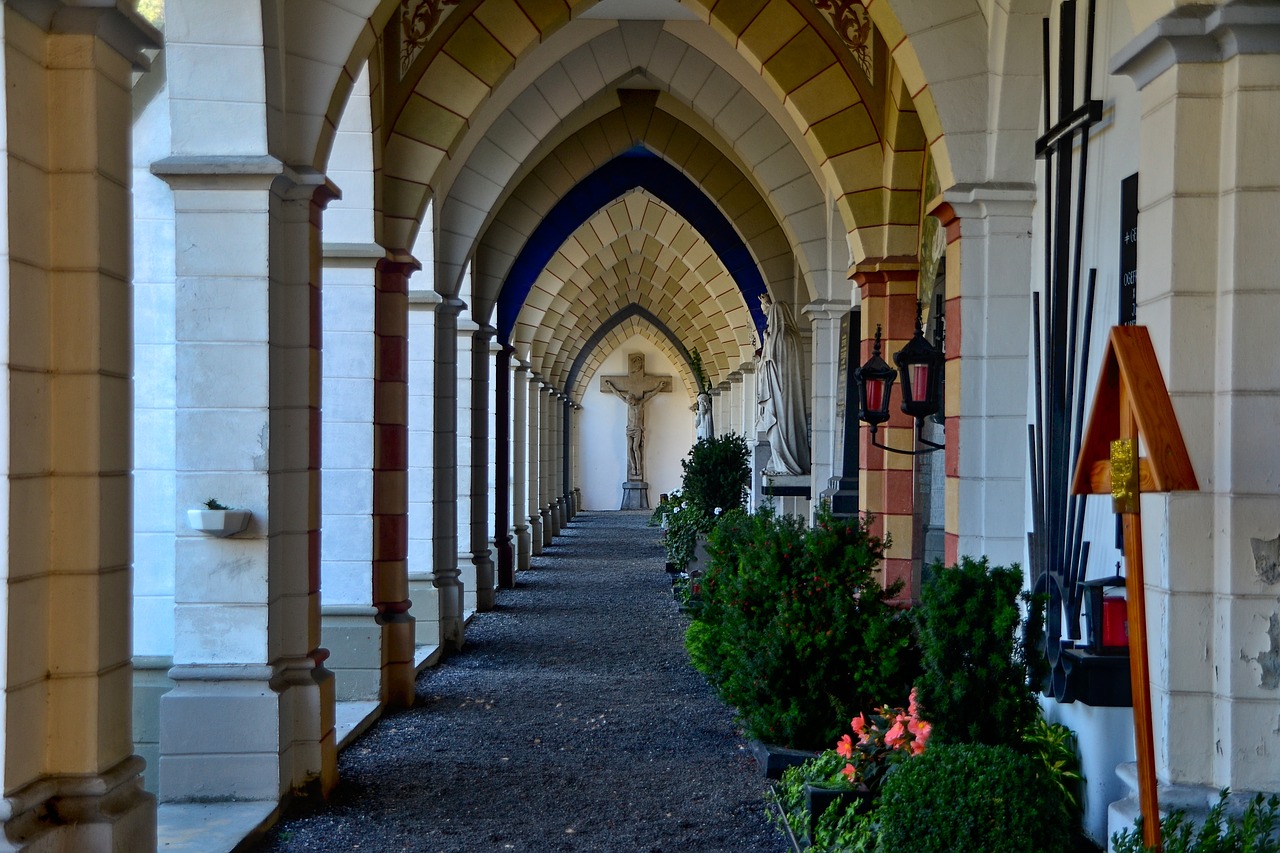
left=254, top=510, right=788, bottom=853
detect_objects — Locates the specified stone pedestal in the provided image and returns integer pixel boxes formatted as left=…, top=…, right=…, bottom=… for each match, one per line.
left=621, top=480, right=650, bottom=510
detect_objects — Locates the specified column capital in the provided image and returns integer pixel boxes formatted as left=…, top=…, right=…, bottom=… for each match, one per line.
left=929, top=183, right=1036, bottom=224
left=736, top=361, right=756, bottom=375
left=803, top=298, right=849, bottom=322
left=457, top=317, right=481, bottom=334
left=435, top=296, right=466, bottom=318
left=473, top=324, right=498, bottom=344
left=514, top=361, right=531, bottom=374
left=1112, top=1, right=1280, bottom=90
left=728, top=371, right=743, bottom=383
left=408, top=289, right=443, bottom=308
left=11, top=0, right=161, bottom=69
left=152, top=156, right=340, bottom=208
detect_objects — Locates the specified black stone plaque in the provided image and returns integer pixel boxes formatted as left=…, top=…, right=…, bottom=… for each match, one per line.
left=1120, top=173, right=1138, bottom=325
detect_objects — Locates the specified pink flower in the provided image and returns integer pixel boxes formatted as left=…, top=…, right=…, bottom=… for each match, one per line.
left=884, top=720, right=908, bottom=749
left=841, top=763, right=857, bottom=781
left=851, top=713, right=871, bottom=744
left=908, top=686, right=920, bottom=718
left=908, top=720, right=932, bottom=754
left=836, top=734, right=853, bottom=759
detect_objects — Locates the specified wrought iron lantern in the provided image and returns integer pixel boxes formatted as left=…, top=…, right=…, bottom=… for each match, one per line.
left=894, top=309, right=945, bottom=419
left=853, top=325, right=896, bottom=428
left=854, top=303, right=945, bottom=455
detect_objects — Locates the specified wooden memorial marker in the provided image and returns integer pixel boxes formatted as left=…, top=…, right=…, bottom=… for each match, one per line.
left=1071, top=325, right=1199, bottom=851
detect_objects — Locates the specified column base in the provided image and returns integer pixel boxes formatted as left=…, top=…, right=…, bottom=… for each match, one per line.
left=432, top=568, right=465, bottom=652
left=820, top=476, right=859, bottom=518
left=159, top=660, right=336, bottom=803
left=1, top=756, right=156, bottom=853
left=376, top=604, right=417, bottom=708
left=551, top=499, right=564, bottom=535
left=458, top=551, right=478, bottom=619
left=540, top=508, right=552, bottom=547
left=620, top=481, right=650, bottom=510
left=408, top=573, right=441, bottom=650
left=530, top=515, right=544, bottom=556
left=1105, top=762, right=1265, bottom=852
left=515, top=524, right=532, bottom=572
left=473, top=549, right=495, bottom=611
left=132, top=656, right=175, bottom=795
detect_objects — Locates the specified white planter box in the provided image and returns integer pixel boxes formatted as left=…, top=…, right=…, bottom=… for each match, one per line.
left=186, top=509, right=251, bottom=538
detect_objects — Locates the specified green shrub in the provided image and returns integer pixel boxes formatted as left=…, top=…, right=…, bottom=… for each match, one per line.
left=1111, top=789, right=1280, bottom=853
left=680, top=432, right=751, bottom=518
left=914, top=556, right=1037, bottom=748
left=876, top=742, right=1072, bottom=853
left=689, top=505, right=919, bottom=749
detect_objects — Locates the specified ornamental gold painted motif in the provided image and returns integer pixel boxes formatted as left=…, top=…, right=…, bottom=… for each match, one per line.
left=812, top=0, right=874, bottom=82
left=401, top=0, right=461, bottom=77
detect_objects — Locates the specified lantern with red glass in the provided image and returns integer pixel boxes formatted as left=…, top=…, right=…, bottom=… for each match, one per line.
left=854, top=325, right=896, bottom=428
left=893, top=306, right=945, bottom=419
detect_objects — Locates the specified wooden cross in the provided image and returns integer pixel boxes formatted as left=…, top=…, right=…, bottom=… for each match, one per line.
left=599, top=353, right=671, bottom=482
left=1072, top=326, right=1199, bottom=851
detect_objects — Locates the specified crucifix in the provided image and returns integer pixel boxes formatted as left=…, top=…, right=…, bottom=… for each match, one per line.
left=600, top=353, right=671, bottom=510
left=1073, top=326, right=1199, bottom=851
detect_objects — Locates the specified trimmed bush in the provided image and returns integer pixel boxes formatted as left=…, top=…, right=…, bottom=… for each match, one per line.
left=688, top=505, right=919, bottom=749
left=680, top=432, right=751, bottom=518
left=914, top=556, right=1037, bottom=749
left=876, top=742, right=1072, bottom=853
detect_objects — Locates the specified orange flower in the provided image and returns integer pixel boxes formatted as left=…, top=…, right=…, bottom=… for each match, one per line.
left=884, top=720, right=908, bottom=749
left=908, top=686, right=921, bottom=718
left=841, top=763, right=857, bottom=781
left=851, top=713, right=870, bottom=744
left=836, top=734, right=853, bottom=759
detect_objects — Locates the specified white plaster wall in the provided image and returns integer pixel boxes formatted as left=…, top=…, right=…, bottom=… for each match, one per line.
left=578, top=337, right=692, bottom=511
left=132, top=61, right=177, bottom=658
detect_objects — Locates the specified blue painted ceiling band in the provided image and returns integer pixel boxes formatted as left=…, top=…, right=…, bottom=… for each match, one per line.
left=497, top=146, right=767, bottom=341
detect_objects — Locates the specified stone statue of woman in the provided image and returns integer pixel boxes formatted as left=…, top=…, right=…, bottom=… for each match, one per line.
left=756, top=293, right=810, bottom=475
left=693, top=391, right=714, bottom=441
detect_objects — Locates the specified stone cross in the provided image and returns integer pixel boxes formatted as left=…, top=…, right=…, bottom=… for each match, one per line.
left=599, top=353, right=671, bottom=492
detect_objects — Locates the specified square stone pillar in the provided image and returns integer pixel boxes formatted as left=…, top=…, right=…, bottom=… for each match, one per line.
left=455, top=320, right=477, bottom=618
left=408, top=290, right=441, bottom=651
left=528, top=374, right=544, bottom=554
left=154, top=159, right=337, bottom=802
left=805, top=300, right=847, bottom=508
left=433, top=298, right=466, bottom=650
left=0, top=6, right=159, bottom=847
left=512, top=362, right=532, bottom=570
left=540, top=384, right=555, bottom=544
left=469, top=326, right=496, bottom=611
left=495, top=346, right=517, bottom=588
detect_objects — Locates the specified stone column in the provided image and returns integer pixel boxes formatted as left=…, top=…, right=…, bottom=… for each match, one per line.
left=927, top=191, right=1033, bottom=570
left=470, top=326, right=497, bottom=612
left=528, top=374, right=544, bottom=555
left=455, top=319, right=477, bottom=617
left=371, top=257, right=418, bottom=705
left=554, top=393, right=569, bottom=529
left=0, top=6, right=158, bottom=846
left=853, top=267, right=921, bottom=601
left=408, top=289, right=441, bottom=651
left=433, top=298, right=466, bottom=650
left=738, top=362, right=759, bottom=510
left=563, top=399, right=577, bottom=519
left=155, top=160, right=337, bottom=802
left=805, top=300, right=846, bottom=511
left=1109, top=11, right=1280, bottom=819
left=549, top=391, right=564, bottom=535
left=495, top=346, right=516, bottom=588
left=512, top=361, right=532, bottom=570
left=542, top=384, right=558, bottom=537
left=726, top=372, right=743, bottom=435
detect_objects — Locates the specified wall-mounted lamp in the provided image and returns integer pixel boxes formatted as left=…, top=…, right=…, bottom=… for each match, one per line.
left=854, top=303, right=945, bottom=456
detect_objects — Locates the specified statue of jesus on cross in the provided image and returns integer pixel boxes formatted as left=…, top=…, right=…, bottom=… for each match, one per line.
left=600, top=353, right=671, bottom=486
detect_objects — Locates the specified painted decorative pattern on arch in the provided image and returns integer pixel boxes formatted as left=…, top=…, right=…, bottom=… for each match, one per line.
left=812, top=0, right=873, bottom=82
left=401, top=0, right=463, bottom=77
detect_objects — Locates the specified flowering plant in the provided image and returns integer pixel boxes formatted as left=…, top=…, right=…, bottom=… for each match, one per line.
left=832, top=688, right=932, bottom=796
left=649, top=490, right=708, bottom=569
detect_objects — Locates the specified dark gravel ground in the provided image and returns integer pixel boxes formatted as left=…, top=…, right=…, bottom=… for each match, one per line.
left=253, top=510, right=788, bottom=853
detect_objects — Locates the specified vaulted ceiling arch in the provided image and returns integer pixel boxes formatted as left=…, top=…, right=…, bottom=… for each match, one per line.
left=574, top=314, right=702, bottom=406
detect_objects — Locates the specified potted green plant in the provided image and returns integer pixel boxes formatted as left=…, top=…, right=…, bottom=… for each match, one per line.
left=186, top=498, right=250, bottom=538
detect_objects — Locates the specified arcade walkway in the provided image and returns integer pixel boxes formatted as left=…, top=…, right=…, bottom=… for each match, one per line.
left=251, top=511, right=786, bottom=853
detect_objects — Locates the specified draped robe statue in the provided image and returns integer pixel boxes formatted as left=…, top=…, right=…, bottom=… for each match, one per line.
left=756, top=294, right=810, bottom=475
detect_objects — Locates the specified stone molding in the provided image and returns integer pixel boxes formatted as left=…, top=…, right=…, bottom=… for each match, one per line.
left=1112, top=1, right=1280, bottom=89
left=802, top=298, right=849, bottom=322
left=9, top=0, right=161, bottom=69
left=1, top=755, right=153, bottom=843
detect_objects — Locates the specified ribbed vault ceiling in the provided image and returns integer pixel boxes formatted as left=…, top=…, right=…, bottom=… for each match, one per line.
left=367, top=0, right=932, bottom=396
